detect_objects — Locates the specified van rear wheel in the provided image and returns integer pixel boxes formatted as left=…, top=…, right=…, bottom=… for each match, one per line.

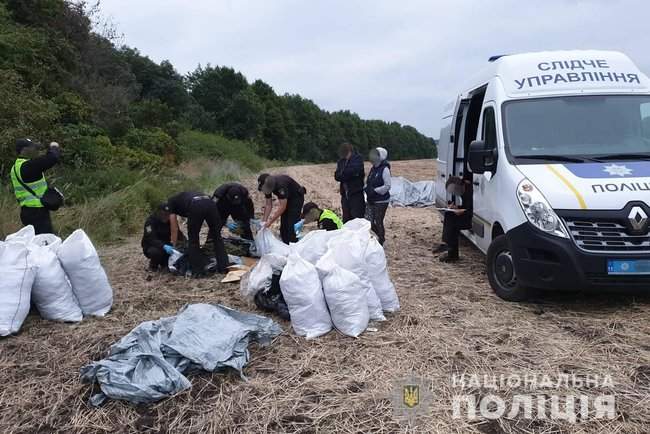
left=487, top=235, right=530, bottom=302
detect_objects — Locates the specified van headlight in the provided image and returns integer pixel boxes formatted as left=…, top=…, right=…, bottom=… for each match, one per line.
left=517, top=179, right=569, bottom=238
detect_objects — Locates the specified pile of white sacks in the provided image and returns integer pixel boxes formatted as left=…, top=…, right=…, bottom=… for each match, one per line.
left=0, top=226, right=113, bottom=336
left=242, top=218, right=400, bottom=339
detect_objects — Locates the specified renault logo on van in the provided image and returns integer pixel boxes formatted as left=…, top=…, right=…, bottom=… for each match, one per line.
left=628, top=207, right=648, bottom=232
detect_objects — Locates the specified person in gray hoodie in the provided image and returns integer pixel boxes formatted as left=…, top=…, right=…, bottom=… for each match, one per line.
left=365, top=147, right=391, bottom=245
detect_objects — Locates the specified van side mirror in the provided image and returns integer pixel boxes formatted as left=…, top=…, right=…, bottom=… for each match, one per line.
left=468, top=140, right=497, bottom=174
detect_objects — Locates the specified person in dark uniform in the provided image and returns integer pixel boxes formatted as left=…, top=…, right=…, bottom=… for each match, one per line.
left=10, top=138, right=62, bottom=234
left=257, top=173, right=306, bottom=244
left=433, top=176, right=474, bottom=263
left=141, top=203, right=186, bottom=271
left=301, top=202, right=343, bottom=231
left=334, top=143, right=365, bottom=222
left=365, top=147, right=391, bottom=245
left=165, top=191, right=229, bottom=275
left=212, top=182, right=255, bottom=240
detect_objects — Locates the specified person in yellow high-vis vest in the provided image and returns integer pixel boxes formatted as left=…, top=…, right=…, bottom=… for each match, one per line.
left=10, top=138, right=62, bottom=234
left=301, top=202, right=343, bottom=231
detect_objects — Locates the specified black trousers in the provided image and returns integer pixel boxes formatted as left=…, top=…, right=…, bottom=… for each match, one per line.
left=280, top=194, right=304, bottom=244
left=341, top=192, right=365, bottom=223
left=20, top=207, right=54, bottom=235
left=187, top=199, right=229, bottom=274
left=144, top=246, right=168, bottom=268
left=366, top=202, right=388, bottom=245
left=442, top=211, right=471, bottom=255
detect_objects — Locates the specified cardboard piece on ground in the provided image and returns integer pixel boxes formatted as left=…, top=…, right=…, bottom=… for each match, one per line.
left=242, top=257, right=258, bottom=267
left=221, top=269, right=249, bottom=283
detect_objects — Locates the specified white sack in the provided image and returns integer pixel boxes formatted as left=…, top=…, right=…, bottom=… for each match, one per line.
left=279, top=253, right=332, bottom=339
left=241, top=253, right=287, bottom=301
left=28, top=234, right=83, bottom=322
left=5, top=225, right=35, bottom=243
left=255, top=228, right=290, bottom=257
left=0, top=242, right=35, bottom=336
left=327, top=234, right=385, bottom=321
left=57, top=229, right=113, bottom=317
left=289, top=229, right=340, bottom=265
left=316, top=252, right=369, bottom=338
left=365, top=237, right=400, bottom=312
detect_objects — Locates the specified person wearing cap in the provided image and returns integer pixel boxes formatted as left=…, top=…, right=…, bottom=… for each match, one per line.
left=211, top=182, right=255, bottom=240
left=334, top=142, right=365, bottom=222
left=257, top=173, right=306, bottom=244
left=165, top=191, right=229, bottom=276
left=365, top=147, right=391, bottom=245
left=10, top=138, right=62, bottom=234
left=141, top=203, right=187, bottom=271
left=433, top=176, right=473, bottom=263
left=302, top=202, right=343, bottom=231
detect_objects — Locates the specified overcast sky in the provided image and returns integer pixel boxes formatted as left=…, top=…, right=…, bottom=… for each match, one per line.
left=98, top=0, right=650, bottom=138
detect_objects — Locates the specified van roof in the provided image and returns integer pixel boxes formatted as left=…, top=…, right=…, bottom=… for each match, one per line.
left=463, top=50, right=650, bottom=98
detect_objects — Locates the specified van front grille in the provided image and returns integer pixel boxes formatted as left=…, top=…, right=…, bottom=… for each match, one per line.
left=563, top=219, right=650, bottom=253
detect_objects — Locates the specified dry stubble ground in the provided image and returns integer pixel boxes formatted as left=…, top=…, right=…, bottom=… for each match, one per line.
left=0, top=159, right=649, bottom=434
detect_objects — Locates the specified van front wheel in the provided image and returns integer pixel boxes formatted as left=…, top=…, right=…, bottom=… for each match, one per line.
left=487, top=235, right=530, bottom=302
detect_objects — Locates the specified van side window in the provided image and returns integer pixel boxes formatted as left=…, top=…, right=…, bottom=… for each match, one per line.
left=641, top=103, right=650, bottom=140
left=482, top=107, right=497, bottom=148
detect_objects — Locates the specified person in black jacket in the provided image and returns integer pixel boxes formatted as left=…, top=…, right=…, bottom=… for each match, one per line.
left=165, top=191, right=229, bottom=275
left=10, top=138, right=62, bottom=234
left=141, top=204, right=186, bottom=271
left=258, top=173, right=305, bottom=244
left=334, top=143, right=365, bottom=222
left=211, top=182, right=255, bottom=240
left=433, top=176, right=474, bottom=263
left=365, top=147, right=391, bottom=245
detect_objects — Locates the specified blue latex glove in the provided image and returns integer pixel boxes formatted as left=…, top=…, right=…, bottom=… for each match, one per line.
left=227, top=222, right=239, bottom=232
left=163, top=244, right=174, bottom=254
left=294, top=219, right=304, bottom=234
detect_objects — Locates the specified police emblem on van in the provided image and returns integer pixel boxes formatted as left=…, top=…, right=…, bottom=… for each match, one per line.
left=628, top=206, right=648, bottom=232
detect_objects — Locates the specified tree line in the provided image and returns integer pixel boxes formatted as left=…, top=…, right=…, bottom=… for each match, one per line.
left=0, top=0, right=436, bottom=179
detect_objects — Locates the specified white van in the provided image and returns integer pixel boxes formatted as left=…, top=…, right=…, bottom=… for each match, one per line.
left=435, top=50, right=650, bottom=301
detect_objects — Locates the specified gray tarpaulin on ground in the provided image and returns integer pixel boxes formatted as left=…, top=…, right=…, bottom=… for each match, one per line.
left=389, top=176, right=436, bottom=207
left=80, top=303, right=282, bottom=405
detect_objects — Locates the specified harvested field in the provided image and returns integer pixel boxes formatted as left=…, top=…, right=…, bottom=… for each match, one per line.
left=1, top=159, right=649, bottom=433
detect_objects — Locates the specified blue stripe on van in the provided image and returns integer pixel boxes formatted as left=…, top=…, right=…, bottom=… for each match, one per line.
left=563, top=161, right=650, bottom=179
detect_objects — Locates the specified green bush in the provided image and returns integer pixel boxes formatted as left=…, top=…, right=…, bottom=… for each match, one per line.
left=119, top=127, right=178, bottom=163
left=177, top=130, right=265, bottom=171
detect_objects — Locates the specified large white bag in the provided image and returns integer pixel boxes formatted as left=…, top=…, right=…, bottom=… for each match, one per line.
left=5, top=225, right=35, bottom=243
left=29, top=234, right=83, bottom=322
left=255, top=228, right=290, bottom=257
left=316, top=252, right=369, bottom=338
left=289, top=230, right=339, bottom=265
left=241, top=253, right=287, bottom=301
left=57, top=229, right=113, bottom=317
left=279, top=253, right=332, bottom=339
left=0, top=241, right=35, bottom=336
left=365, top=237, right=400, bottom=312
left=327, top=234, right=385, bottom=321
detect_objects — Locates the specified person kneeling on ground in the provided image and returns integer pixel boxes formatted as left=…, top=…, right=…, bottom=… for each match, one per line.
left=258, top=173, right=306, bottom=244
left=141, top=204, right=187, bottom=271
left=433, top=176, right=473, bottom=263
left=301, top=202, right=343, bottom=231
left=365, top=147, right=391, bottom=245
left=164, top=191, right=229, bottom=275
left=210, top=182, right=255, bottom=240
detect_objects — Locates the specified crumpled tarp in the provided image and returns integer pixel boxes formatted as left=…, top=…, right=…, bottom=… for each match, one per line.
left=80, top=303, right=282, bottom=405
left=389, top=176, right=435, bottom=207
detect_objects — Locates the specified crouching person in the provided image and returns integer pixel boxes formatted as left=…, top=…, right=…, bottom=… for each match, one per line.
left=141, top=203, right=186, bottom=271
left=165, top=191, right=229, bottom=276
left=302, top=202, right=342, bottom=231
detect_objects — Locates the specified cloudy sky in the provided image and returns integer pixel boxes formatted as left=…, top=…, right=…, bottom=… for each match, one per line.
left=98, top=0, right=650, bottom=138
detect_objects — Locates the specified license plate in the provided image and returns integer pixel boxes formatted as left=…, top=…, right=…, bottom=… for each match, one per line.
left=607, top=259, right=650, bottom=275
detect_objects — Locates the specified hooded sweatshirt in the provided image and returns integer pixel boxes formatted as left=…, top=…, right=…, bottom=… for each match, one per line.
left=365, top=147, right=391, bottom=204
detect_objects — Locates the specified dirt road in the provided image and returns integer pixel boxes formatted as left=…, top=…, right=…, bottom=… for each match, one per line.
left=1, top=160, right=649, bottom=433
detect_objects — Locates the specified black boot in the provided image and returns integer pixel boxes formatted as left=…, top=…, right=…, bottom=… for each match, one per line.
left=432, top=243, right=449, bottom=254
left=439, top=251, right=459, bottom=263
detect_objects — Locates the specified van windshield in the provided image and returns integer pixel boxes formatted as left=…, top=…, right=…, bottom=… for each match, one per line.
left=503, top=95, right=650, bottom=162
